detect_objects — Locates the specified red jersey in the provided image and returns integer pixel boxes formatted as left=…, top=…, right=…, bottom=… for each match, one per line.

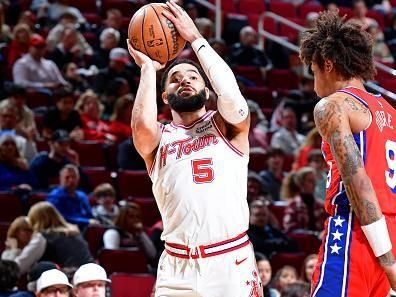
left=322, top=86, right=396, bottom=216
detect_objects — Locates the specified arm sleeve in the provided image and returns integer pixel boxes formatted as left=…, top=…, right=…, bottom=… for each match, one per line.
left=191, top=38, right=249, bottom=124
left=14, top=233, right=46, bottom=275
left=103, top=229, right=120, bottom=249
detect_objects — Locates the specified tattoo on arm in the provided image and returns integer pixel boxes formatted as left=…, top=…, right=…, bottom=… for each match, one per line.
left=344, top=97, right=368, bottom=113
left=378, top=252, right=396, bottom=267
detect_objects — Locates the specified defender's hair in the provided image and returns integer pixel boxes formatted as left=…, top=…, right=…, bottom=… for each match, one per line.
left=300, top=11, right=376, bottom=81
left=160, top=59, right=210, bottom=93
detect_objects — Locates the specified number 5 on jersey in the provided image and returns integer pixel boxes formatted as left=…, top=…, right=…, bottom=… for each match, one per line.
left=191, top=158, right=214, bottom=183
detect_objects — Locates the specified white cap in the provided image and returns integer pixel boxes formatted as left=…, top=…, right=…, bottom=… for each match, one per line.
left=36, top=269, right=72, bottom=293
left=73, top=263, right=111, bottom=286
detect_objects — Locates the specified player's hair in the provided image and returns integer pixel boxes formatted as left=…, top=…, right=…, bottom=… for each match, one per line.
left=299, top=11, right=376, bottom=81
left=160, top=59, right=210, bottom=93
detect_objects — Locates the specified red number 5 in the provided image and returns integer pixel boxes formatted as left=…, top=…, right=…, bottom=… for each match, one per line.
left=191, top=158, right=214, bottom=183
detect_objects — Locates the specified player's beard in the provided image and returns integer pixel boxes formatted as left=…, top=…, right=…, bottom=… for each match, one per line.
left=167, top=89, right=207, bottom=113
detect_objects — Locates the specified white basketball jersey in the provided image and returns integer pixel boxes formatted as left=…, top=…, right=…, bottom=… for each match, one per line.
left=149, top=111, right=249, bottom=246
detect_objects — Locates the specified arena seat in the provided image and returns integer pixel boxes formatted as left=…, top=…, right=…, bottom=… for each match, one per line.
left=233, top=66, right=266, bottom=86
left=98, top=249, right=148, bottom=274
left=268, top=201, right=288, bottom=226
left=68, top=0, right=97, bottom=13
left=279, top=17, right=304, bottom=43
left=25, top=91, right=50, bottom=109
left=128, top=197, right=161, bottom=227
left=267, top=69, right=299, bottom=91
left=249, top=150, right=268, bottom=172
left=270, top=252, right=306, bottom=275
left=111, top=273, right=156, bottom=297
left=117, top=170, right=153, bottom=198
left=380, top=78, right=396, bottom=93
left=239, top=0, right=266, bottom=15
left=337, top=7, right=353, bottom=19
left=209, top=0, right=237, bottom=13
left=82, top=167, right=114, bottom=189
left=269, top=1, right=297, bottom=18
left=287, top=231, right=322, bottom=255
left=245, top=86, right=275, bottom=109
left=27, top=192, right=47, bottom=209
left=84, top=225, right=107, bottom=257
left=101, top=0, right=137, bottom=17
left=0, top=193, right=24, bottom=222
left=299, top=2, right=324, bottom=19
left=71, top=141, right=107, bottom=167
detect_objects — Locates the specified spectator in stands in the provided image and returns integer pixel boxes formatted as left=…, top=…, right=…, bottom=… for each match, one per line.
left=0, top=104, right=37, bottom=162
left=229, top=26, right=272, bottom=79
left=300, top=254, right=317, bottom=284
left=35, top=269, right=72, bottom=297
left=0, top=134, right=37, bottom=191
left=307, top=149, right=327, bottom=201
left=98, top=9, right=127, bottom=48
left=75, top=90, right=114, bottom=143
left=30, top=129, right=81, bottom=190
left=280, top=282, right=310, bottom=297
left=259, top=148, right=287, bottom=201
left=26, top=202, right=93, bottom=273
left=1, top=217, right=33, bottom=262
left=150, top=220, right=164, bottom=264
left=49, top=25, right=84, bottom=70
left=270, top=107, right=305, bottom=156
left=293, top=128, right=321, bottom=170
left=13, top=34, right=69, bottom=94
left=92, top=183, right=119, bottom=227
left=94, top=47, right=137, bottom=96
left=7, top=24, right=32, bottom=72
left=46, top=12, right=92, bottom=55
left=185, top=3, right=199, bottom=21
left=73, top=263, right=110, bottom=297
left=47, top=164, right=99, bottom=231
left=26, top=261, right=58, bottom=293
left=209, top=38, right=230, bottom=64
left=256, top=252, right=279, bottom=297
left=92, top=28, right=120, bottom=69
left=282, top=167, right=326, bottom=233
left=248, top=100, right=269, bottom=151
left=348, top=0, right=378, bottom=30
left=367, top=22, right=394, bottom=63
left=103, top=202, right=156, bottom=261
left=42, top=87, right=83, bottom=140
left=195, top=17, right=214, bottom=40
left=63, top=62, right=90, bottom=95
left=117, top=138, right=146, bottom=170
left=100, top=77, right=131, bottom=119
left=272, top=266, right=298, bottom=295
left=248, top=200, right=297, bottom=258
left=0, top=3, right=11, bottom=44
left=107, top=94, right=133, bottom=142
left=38, top=0, right=86, bottom=27
left=0, top=260, right=32, bottom=297
left=0, top=84, right=36, bottom=140
left=247, top=171, right=273, bottom=205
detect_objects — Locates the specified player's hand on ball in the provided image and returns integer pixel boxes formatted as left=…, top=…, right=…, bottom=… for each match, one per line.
left=126, top=39, right=165, bottom=70
left=163, top=0, right=202, bottom=43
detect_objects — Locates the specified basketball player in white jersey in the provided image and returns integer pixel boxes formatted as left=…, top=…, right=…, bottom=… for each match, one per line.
left=127, top=1, right=262, bottom=296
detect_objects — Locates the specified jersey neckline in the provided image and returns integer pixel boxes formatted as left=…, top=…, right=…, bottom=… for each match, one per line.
left=170, top=110, right=215, bottom=129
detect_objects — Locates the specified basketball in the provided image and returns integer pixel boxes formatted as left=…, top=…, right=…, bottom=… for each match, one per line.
left=128, top=3, right=186, bottom=64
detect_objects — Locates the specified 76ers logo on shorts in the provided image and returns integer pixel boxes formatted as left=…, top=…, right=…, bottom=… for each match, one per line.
left=147, top=38, right=164, bottom=47
left=247, top=270, right=262, bottom=297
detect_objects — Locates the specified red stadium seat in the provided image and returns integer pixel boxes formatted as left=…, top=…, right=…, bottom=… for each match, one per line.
left=101, top=0, right=137, bottom=17
left=209, top=0, right=237, bottom=13
left=249, top=151, right=268, bottom=172
left=233, top=66, right=266, bottom=86
left=27, top=193, right=47, bottom=209
left=117, top=170, right=153, bottom=198
left=25, top=91, right=50, bottom=109
left=299, top=2, right=324, bottom=19
left=129, top=197, right=161, bottom=227
left=270, top=252, right=306, bottom=275
left=337, top=7, right=353, bottom=19
left=71, top=141, right=107, bottom=167
left=111, top=273, right=156, bottom=297
left=267, top=69, right=299, bottom=90
left=84, top=225, right=107, bottom=257
left=287, top=231, right=322, bottom=255
left=239, top=0, right=266, bottom=15
left=82, top=167, right=114, bottom=188
left=0, top=193, right=24, bottom=222
left=68, top=0, right=97, bottom=13
left=380, top=78, right=396, bottom=93
left=366, top=10, right=385, bottom=29
left=98, top=249, right=148, bottom=274
left=269, top=1, right=297, bottom=18
left=268, top=201, right=287, bottom=225
left=278, top=17, right=304, bottom=43
left=245, top=86, right=275, bottom=109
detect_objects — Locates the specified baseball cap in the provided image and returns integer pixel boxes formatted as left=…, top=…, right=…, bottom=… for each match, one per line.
left=109, top=47, right=130, bottom=64
left=51, top=130, right=70, bottom=142
left=28, top=261, right=59, bottom=282
left=73, top=263, right=111, bottom=286
left=36, top=269, right=72, bottom=293
left=30, top=34, right=46, bottom=47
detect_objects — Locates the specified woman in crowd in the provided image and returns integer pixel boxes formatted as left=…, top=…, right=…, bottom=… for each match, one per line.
left=256, top=252, right=279, bottom=297
left=7, top=23, right=32, bottom=72
left=300, top=254, right=318, bottom=285
left=1, top=217, right=33, bottom=261
left=107, top=94, right=133, bottom=143
left=272, top=265, right=298, bottom=295
left=103, top=202, right=156, bottom=261
left=293, top=128, right=321, bottom=170
left=10, top=202, right=93, bottom=275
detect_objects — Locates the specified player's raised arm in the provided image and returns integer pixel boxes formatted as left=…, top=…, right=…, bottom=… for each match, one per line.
left=162, top=1, right=250, bottom=132
left=127, top=41, right=165, bottom=165
left=314, top=95, right=396, bottom=288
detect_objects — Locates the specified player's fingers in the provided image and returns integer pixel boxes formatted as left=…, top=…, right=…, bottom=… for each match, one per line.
left=167, top=0, right=183, bottom=15
left=162, top=10, right=177, bottom=23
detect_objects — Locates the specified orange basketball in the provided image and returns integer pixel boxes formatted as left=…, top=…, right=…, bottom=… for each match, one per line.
left=128, top=3, right=186, bottom=64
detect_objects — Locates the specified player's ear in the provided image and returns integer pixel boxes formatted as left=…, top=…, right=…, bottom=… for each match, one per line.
left=324, top=59, right=334, bottom=73
left=204, top=87, right=209, bottom=100
left=162, top=91, right=169, bottom=104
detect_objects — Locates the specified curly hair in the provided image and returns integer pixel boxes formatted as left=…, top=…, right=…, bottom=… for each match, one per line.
left=299, top=10, right=376, bottom=81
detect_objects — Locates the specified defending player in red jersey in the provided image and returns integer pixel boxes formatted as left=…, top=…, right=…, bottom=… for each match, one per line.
left=300, top=11, right=396, bottom=297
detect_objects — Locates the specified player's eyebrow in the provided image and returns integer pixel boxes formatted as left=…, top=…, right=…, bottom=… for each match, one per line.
left=168, top=69, right=199, bottom=79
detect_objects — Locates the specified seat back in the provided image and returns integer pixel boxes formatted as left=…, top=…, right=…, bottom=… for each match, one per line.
left=111, top=273, right=156, bottom=297
left=98, top=249, right=148, bottom=275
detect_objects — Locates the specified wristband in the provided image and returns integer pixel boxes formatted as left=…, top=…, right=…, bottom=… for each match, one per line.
left=361, top=216, right=392, bottom=257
